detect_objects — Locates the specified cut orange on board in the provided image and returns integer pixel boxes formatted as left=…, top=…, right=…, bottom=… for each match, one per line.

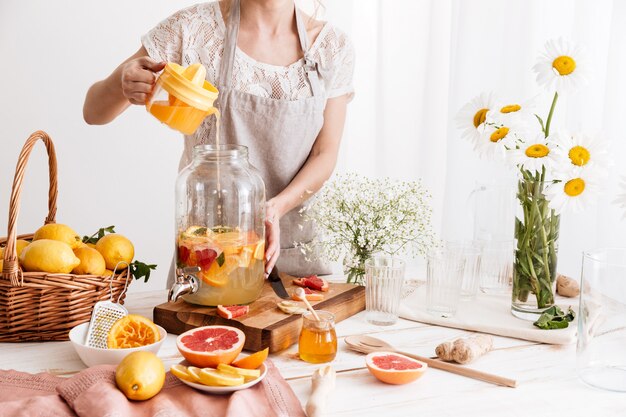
left=231, top=347, right=269, bottom=370
left=365, top=352, right=427, bottom=385
left=107, top=314, right=160, bottom=349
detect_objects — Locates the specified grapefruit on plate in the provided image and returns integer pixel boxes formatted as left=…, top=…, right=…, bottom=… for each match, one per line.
left=177, top=325, right=245, bottom=368
left=365, top=352, right=427, bottom=385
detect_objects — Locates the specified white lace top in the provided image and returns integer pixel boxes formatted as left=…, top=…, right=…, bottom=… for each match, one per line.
left=141, top=1, right=355, bottom=100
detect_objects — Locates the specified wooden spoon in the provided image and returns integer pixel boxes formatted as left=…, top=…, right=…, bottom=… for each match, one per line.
left=344, top=334, right=517, bottom=388
left=295, top=287, right=321, bottom=321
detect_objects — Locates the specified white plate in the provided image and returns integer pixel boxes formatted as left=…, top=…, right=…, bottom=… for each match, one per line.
left=174, top=361, right=268, bottom=394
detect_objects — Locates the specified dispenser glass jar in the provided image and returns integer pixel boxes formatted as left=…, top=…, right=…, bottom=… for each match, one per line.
left=176, top=145, right=266, bottom=306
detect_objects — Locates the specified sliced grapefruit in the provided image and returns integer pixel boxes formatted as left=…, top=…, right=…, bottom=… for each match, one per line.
left=217, top=305, right=249, bottom=320
left=292, top=275, right=329, bottom=292
left=231, top=347, right=269, bottom=370
left=176, top=325, right=245, bottom=368
left=291, top=287, right=324, bottom=302
left=365, top=352, right=427, bottom=385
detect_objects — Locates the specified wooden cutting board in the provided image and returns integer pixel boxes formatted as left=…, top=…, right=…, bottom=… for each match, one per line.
left=153, top=273, right=365, bottom=353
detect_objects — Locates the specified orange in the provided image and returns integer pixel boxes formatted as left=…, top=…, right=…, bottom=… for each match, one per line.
left=365, top=352, right=427, bottom=385
left=253, top=241, right=265, bottom=261
left=176, top=325, right=245, bottom=368
left=202, top=255, right=238, bottom=287
left=107, top=314, right=160, bottom=349
left=231, top=347, right=269, bottom=370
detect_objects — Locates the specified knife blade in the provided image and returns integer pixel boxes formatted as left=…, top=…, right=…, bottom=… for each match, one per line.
left=268, top=267, right=290, bottom=299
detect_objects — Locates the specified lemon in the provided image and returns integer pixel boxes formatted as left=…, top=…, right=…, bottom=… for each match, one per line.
left=33, top=224, right=82, bottom=249
left=86, top=242, right=97, bottom=249
left=103, top=269, right=115, bottom=277
left=19, top=239, right=80, bottom=273
left=115, top=351, right=165, bottom=401
left=72, top=246, right=106, bottom=275
left=1, top=239, right=31, bottom=259
left=95, top=234, right=134, bottom=270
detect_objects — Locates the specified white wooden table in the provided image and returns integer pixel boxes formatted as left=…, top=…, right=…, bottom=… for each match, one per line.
left=1, top=290, right=625, bottom=417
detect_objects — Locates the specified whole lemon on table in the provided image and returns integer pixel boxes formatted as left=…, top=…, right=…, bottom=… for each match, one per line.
left=33, top=224, right=82, bottom=249
left=96, top=234, right=134, bottom=270
left=115, top=351, right=165, bottom=401
left=19, top=239, right=80, bottom=273
left=72, top=246, right=106, bottom=275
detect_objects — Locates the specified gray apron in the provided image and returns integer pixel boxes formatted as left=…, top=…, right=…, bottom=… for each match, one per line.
left=169, top=0, right=331, bottom=286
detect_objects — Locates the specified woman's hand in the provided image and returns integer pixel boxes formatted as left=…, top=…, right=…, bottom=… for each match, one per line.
left=120, top=56, right=166, bottom=105
left=264, top=199, right=281, bottom=276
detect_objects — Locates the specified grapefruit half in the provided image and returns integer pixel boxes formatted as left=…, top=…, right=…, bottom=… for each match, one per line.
left=176, top=325, right=245, bottom=368
left=365, top=352, right=427, bottom=385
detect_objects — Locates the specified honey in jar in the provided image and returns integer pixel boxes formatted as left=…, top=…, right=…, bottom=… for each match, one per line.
left=298, top=311, right=337, bottom=364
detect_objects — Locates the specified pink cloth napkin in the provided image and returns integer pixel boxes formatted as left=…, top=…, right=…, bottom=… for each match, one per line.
left=0, top=360, right=305, bottom=417
left=0, top=369, right=75, bottom=417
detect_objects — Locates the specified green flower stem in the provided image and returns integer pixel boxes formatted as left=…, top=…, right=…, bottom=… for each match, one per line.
left=544, top=92, right=559, bottom=137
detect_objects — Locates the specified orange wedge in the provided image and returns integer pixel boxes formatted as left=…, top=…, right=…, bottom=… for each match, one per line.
left=107, top=314, right=160, bottom=349
left=231, top=347, right=269, bottom=370
left=253, top=241, right=265, bottom=261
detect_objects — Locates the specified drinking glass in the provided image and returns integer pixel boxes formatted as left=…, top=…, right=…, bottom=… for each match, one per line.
left=478, top=239, right=514, bottom=294
left=577, top=248, right=626, bottom=392
left=446, top=241, right=481, bottom=300
left=426, top=248, right=465, bottom=318
left=469, top=182, right=516, bottom=242
left=365, top=256, right=405, bottom=326
left=298, top=310, right=337, bottom=364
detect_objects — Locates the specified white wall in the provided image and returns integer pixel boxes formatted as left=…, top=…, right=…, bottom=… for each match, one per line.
left=1, top=0, right=625, bottom=293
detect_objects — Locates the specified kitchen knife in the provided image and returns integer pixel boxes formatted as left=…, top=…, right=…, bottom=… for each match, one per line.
left=268, top=267, right=290, bottom=299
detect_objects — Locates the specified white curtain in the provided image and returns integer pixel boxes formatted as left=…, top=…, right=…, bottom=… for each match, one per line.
left=301, top=0, right=626, bottom=278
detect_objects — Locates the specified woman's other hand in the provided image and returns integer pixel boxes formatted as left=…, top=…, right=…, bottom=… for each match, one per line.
left=264, top=199, right=282, bottom=276
left=120, top=56, right=166, bottom=105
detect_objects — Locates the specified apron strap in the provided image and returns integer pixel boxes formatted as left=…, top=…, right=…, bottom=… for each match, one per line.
left=219, top=0, right=323, bottom=97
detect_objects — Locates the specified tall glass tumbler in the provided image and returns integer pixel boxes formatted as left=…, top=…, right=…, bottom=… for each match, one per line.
left=365, top=256, right=405, bottom=326
left=577, top=248, right=626, bottom=392
left=426, top=248, right=465, bottom=318
left=446, top=241, right=481, bottom=300
left=478, top=239, right=515, bottom=294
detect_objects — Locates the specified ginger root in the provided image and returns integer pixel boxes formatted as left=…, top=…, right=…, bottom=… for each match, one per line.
left=435, top=334, right=493, bottom=364
left=556, top=274, right=580, bottom=298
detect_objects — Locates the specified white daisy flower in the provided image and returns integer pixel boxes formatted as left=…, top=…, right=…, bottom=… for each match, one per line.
left=508, top=134, right=557, bottom=174
left=533, top=37, right=589, bottom=94
left=551, top=132, right=610, bottom=174
left=487, top=96, right=540, bottom=126
left=456, top=92, right=496, bottom=147
left=544, top=168, right=603, bottom=214
left=475, top=117, right=527, bottom=160
left=614, top=177, right=626, bottom=219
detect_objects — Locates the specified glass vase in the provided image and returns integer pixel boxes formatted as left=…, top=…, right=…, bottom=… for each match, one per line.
left=343, top=250, right=371, bottom=285
left=511, top=178, right=560, bottom=320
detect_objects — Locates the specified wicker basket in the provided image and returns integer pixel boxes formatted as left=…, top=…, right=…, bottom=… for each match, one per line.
left=0, top=131, right=131, bottom=342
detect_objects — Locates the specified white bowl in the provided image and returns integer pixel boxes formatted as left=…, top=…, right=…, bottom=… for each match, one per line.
left=69, top=322, right=167, bottom=367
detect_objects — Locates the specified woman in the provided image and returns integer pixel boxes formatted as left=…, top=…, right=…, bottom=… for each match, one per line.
left=83, top=0, right=354, bottom=280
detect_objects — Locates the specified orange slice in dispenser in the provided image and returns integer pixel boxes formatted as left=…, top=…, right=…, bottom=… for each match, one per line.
left=201, top=254, right=239, bottom=287
left=253, top=241, right=265, bottom=261
left=107, top=315, right=160, bottom=349
left=238, top=245, right=254, bottom=268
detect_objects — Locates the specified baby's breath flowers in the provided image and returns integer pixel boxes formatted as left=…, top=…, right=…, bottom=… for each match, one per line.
left=297, top=173, right=436, bottom=285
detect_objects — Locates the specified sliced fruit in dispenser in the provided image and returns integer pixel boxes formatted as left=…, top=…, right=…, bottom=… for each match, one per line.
left=176, top=325, right=245, bottom=368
